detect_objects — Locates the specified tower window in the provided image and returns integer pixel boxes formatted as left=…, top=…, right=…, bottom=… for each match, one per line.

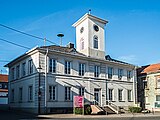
left=93, top=35, right=98, bottom=49
left=80, top=38, right=84, bottom=50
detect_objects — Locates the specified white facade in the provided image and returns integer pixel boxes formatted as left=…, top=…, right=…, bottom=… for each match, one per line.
left=6, top=13, right=137, bottom=114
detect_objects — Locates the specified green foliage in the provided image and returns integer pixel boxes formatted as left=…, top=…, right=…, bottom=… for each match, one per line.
left=129, top=106, right=142, bottom=113
left=74, top=104, right=92, bottom=115
left=84, top=104, right=92, bottom=115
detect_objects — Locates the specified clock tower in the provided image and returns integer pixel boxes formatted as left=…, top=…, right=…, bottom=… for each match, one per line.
left=72, top=13, right=108, bottom=59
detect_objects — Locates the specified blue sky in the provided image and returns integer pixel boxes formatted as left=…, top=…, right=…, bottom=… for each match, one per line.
left=0, top=0, right=160, bottom=74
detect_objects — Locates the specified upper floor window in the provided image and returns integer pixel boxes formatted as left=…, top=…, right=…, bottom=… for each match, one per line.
left=156, top=78, right=160, bottom=88
left=108, top=67, right=113, bottom=79
left=80, top=38, right=84, bottom=50
left=118, top=69, right=123, bottom=80
left=79, top=87, right=84, bottom=96
left=11, top=67, right=15, bottom=80
left=0, top=84, right=2, bottom=88
left=16, top=65, right=20, bottom=79
left=94, top=65, right=100, bottom=77
left=28, top=59, right=33, bottom=74
left=127, top=71, right=132, bottom=80
left=79, top=63, right=85, bottom=76
left=49, top=59, right=56, bottom=73
left=65, top=61, right=71, bottom=74
left=22, top=62, right=26, bottom=76
left=93, top=35, right=98, bottom=49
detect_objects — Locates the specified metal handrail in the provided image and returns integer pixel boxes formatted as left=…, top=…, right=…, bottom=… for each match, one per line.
left=106, top=100, right=119, bottom=114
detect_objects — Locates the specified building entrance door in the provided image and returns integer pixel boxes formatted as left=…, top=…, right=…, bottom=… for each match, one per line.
left=94, top=88, right=101, bottom=106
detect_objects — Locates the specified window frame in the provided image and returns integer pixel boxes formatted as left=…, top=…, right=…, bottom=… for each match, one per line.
left=79, top=87, right=85, bottom=96
left=28, top=85, right=33, bottom=101
left=118, top=69, right=123, bottom=80
left=108, top=67, right=113, bottom=79
left=49, top=58, right=56, bottom=73
left=94, top=65, right=100, bottom=77
left=65, top=61, right=71, bottom=74
left=65, top=86, right=71, bottom=101
left=108, top=89, right=113, bottom=101
left=93, top=35, right=98, bottom=49
left=79, top=63, right=85, bottom=76
left=49, top=85, right=56, bottom=101
left=118, top=89, right=123, bottom=101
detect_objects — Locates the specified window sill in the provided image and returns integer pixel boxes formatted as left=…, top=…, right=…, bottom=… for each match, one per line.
left=119, top=101, right=125, bottom=102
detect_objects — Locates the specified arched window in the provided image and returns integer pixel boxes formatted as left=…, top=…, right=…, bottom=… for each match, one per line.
left=93, top=35, right=98, bottom=49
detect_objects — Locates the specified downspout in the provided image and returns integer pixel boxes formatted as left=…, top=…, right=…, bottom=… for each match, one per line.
left=45, top=48, right=48, bottom=113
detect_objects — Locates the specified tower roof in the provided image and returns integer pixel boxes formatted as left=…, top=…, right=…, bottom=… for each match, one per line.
left=72, top=13, right=108, bottom=27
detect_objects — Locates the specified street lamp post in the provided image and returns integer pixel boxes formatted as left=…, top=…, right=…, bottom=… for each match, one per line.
left=37, top=66, right=42, bottom=114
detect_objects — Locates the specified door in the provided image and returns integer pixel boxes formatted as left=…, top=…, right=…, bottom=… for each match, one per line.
left=94, top=88, right=101, bottom=106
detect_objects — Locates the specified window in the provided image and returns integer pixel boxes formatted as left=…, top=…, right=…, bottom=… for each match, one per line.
left=157, top=78, right=160, bottom=88
left=127, top=71, right=132, bottom=80
left=65, top=61, right=71, bottom=74
left=80, top=38, right=84, bottom=50
left=19, top=87, right=23, bottom=102
left=28, top=59, right=33, bottom=74
left=79, top=87, right=84, bottom=96
left=94, top=65, right=100, bottom=77
left=118, top=89, right=123, bottom=101
left=11, top=67, right=15, bottom=80
left=108, top=67, right=113, bottom=79
left=65, top=87, right=71, bottom=100
left=156, top=95, right=160, bottom=101
left=49, top=59, right=56, bottom=73
left=16, top=65, right=20, bottom=79
left=11, top=89, right=14, bottom=102
left=118, top=69, right=123, bottom=80
left=22, top=62, right=26, bottom=76
left=79, top=63, right=85, bottom=76
left=108, top=89, right=113, bottom=101
left=49, top=86, right=56, bottom=100
left=93, top=35, right=98, bottom=49
left=28, top=86, right=33, bottom=101
left=128, top=90, right=132, bottom=101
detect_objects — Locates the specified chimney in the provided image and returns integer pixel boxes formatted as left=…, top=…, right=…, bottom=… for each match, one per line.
left=67, top=43, right=74, bottom=48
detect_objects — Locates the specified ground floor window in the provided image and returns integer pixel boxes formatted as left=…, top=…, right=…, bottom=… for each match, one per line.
left=118, top=89, right=123, bottom=101
left=49, top=86, right=56, bottom=100
left=128, top=90, right=132, bottom=101
left=156, top=95, right=160, bottom=101
left=79, top=87, right=84, bottom=96
left=28, top=85, right=33, bottom=101
left=108, top=89, right=113, bottom=101
left=65, top=87, right=71, bottom=100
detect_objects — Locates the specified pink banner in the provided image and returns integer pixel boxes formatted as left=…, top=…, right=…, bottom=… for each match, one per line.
left=74, top=96, right=84, bottom=108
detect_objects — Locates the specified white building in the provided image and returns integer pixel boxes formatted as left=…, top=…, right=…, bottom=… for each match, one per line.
left=5, top=13, right=137, bottom=114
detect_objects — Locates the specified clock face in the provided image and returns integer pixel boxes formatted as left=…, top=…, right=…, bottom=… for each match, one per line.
left=80, top=27, right=84, bottom=33
left=93, top=25, right=99, bottom=32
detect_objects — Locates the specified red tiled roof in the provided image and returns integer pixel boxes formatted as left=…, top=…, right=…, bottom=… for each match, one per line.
left=0, top=74, right=8, bottom=82
left=142, top=63, right=160, bottom=74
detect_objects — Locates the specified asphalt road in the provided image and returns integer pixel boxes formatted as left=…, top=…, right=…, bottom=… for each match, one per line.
left=1, top=109, right=160, bottom=120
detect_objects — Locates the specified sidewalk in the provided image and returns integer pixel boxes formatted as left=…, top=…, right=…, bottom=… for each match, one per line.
left=38, top=113, right=160, bottom=119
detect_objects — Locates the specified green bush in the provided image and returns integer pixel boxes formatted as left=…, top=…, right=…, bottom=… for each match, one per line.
left=129, top=106, right=142, bottom=113
left=74, top=104, right=92, bottom=115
